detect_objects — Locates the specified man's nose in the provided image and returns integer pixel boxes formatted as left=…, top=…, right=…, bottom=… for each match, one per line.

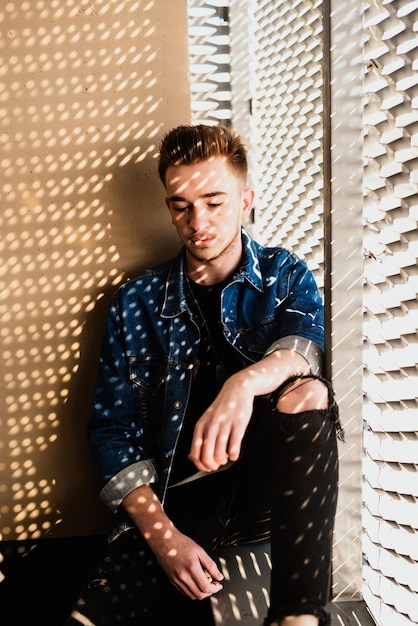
left=189, top=205, right=209, bottom=231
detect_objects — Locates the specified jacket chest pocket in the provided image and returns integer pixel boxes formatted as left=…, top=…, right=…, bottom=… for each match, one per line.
left=129, top=356, right=167, bottom=421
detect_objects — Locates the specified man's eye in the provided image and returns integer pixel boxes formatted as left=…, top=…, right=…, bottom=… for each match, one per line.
left=172, top=204, right=190, bottom=211
left=208, top=202, right=222, bottom=208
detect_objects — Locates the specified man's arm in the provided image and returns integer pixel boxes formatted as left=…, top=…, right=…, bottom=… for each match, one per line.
left=188, top=348, right=310, bottom=472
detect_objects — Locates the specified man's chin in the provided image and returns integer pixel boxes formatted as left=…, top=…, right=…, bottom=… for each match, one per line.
left=186, top=243, right=218, bottom=263
left=189, top=251, right=216, bottom=263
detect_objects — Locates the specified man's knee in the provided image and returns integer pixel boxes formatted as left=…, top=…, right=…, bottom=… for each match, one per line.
left=275, top=377, right=329, bottom=414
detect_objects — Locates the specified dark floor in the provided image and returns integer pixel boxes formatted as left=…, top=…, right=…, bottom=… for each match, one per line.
left=0, top=535, right=215, bottom=626
left=0, top=537, right=375, bottom=626
left=0, top=536, right=108, bottom=626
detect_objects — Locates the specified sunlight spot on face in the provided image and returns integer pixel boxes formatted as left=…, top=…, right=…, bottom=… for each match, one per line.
left=166, top=173, right=181, bottom=187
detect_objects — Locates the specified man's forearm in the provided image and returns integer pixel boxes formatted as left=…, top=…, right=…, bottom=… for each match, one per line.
left=229, top=348, right=310, bottom=399
left=122, top=484, right=175, bottom=552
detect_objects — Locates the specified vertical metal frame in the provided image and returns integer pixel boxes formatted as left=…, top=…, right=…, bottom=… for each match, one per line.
left=325, top=0, right=365, bottom=599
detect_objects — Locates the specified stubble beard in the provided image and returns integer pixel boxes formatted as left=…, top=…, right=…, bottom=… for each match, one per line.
left=187, top=225, right=241, bottom=265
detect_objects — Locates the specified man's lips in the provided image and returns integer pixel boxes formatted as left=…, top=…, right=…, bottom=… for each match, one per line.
left=190, top=235, right=214, bottom=247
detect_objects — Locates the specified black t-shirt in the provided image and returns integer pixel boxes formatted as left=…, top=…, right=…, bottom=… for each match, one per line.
left=168, top=278, right=245, bottom=486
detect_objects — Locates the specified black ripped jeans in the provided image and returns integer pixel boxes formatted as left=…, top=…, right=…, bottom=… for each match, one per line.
left=64, top=376, right=342, bottom=626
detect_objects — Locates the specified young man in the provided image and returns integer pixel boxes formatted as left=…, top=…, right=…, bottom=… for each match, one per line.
left=66, top=125, right=343, bottom=626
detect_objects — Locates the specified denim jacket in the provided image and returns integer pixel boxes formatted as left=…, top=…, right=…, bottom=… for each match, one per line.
left=88, top=228, right=324, bottom=524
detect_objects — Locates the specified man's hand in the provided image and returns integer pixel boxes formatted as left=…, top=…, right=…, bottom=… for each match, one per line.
left=188, top=373, right=255, bottom=471
left=153, top=526, right=224, bottom=600
left=188, top=350, right=311, bottom=472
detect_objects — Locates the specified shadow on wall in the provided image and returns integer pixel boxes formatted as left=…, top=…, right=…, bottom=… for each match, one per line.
left=54, top=149, right=181, bottom=539
left=0, top=0, right=188, bottom=544
left=2, top=143, right=181, bottom=541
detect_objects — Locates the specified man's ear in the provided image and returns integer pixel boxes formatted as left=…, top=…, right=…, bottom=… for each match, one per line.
left=242, top=188, right=255, bottom=218
left=165, top=197, right=176, bottom=225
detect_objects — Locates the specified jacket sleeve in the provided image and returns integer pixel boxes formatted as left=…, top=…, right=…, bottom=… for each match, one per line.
left=265, top=251, right=325, bottom=372
left=264, top=335, right=323, bottom=375
left=86, top=295, right=158, bottom=511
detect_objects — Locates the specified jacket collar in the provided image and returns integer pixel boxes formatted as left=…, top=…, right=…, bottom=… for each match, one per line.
left=161, top=227, right=263, bottom=318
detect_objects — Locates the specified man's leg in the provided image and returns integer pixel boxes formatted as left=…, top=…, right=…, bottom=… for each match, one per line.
left=265, top=375, right=343, bottom=626
left=216, top=375, right=342, bottom=626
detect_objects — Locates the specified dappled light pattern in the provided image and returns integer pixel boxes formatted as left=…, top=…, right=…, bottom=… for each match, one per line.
left=211, top=544, right=272, bottom=624
left=211, top=543, right=375, bottom=626
left=0, top=0, right=186, bottom=540
left=249, top=1, right=325, bottom=289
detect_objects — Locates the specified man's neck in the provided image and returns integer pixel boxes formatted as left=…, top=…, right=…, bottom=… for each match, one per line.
left=185, top=255, right=241, bottom=285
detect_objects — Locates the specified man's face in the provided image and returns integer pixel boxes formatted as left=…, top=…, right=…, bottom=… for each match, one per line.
left=165, top=157, right=253, bottom=267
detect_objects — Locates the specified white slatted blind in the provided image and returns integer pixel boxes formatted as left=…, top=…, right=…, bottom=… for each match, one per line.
left=363, top=0, right=418, bottom=624
left=187, top=0, right=232, bottom=125
left=188, top=0, right=324, bottom=289
left=246, top=0, right=325, bottom=295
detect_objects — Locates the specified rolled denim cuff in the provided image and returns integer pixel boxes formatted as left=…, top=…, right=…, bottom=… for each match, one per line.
left=100, top=459, right=158, bottom=513
left=264, top=335, right=323, bottom=375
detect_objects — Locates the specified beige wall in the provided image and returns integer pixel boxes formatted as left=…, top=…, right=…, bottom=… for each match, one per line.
left=0, top=1, right=190, bottom=540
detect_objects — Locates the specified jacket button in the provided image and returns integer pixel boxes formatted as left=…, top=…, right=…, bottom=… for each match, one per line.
left=174, top=400, right=183, bottom=409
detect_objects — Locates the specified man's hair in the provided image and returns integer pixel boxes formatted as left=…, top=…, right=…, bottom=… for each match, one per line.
left=157, top=124, right=248, bottom=186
